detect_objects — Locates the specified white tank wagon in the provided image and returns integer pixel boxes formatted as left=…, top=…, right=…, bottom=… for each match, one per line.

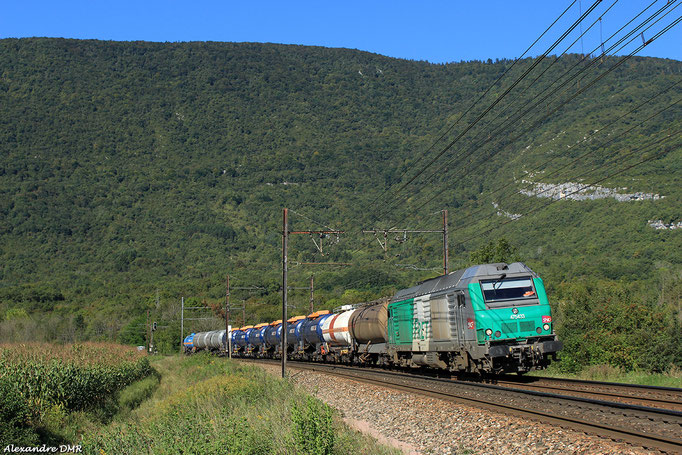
left=193, top=331, right=211, bottom=350
left=188, top=330, right=226, bottom=351
left=207, top=330, right=226, bottom=350
left=321, top=307, right=355, bottom=346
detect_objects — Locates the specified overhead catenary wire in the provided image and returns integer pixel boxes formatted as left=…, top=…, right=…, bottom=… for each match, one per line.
left=361, top=0, right=606, bottom=227
left=378, top=0, right=680, bottom=226
left=372, top=0, right=643, bottom=234
left=341, top=1, right=610, bottom=259
left=449, top=131, right=680, bottom=249
left=492, top=124, right=678, bottom=215
left=363, top=0, right=581, bottom=215
left=288, top=208, right=341, bottom=234
left=382, top=5, right=682, bottom=228
left=459, top=92, right=681, bottom=223
left=472, top=0, right=624, bottom=130
left=386, top=34, right=680, bottom=271
left=411, top=88, right=682, bottom=232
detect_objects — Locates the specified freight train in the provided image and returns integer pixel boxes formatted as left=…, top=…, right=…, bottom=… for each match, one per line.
left=183, top=262, right=563, bottom=374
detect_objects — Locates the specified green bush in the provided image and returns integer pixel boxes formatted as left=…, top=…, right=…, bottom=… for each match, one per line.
left=469, top=237, right=521, bottom=265
left=291, top=396, right=335, bottom=455
left=553, top=279, right=682, bottom=374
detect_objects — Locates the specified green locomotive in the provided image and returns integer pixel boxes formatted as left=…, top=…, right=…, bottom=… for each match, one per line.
left=387, top=262, right=562, bottom=374
left=192, top=262, right=562, bottom=375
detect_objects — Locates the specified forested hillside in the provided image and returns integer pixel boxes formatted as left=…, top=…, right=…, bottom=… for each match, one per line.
left=0, top=39, right=680, bottom=370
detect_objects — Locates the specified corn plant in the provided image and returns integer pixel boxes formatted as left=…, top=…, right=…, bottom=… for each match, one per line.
left=0, top=343, right=152, bottom=421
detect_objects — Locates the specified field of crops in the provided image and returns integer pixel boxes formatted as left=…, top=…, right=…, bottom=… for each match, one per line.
left=0, top=343, right=152, bottom=444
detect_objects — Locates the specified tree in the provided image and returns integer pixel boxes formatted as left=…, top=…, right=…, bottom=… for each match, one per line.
left=469, top=238, right=521, bottom=265
left=118, top=315, right=146, bottom=346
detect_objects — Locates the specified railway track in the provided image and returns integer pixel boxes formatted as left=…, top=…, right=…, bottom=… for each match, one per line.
left=241, top=359, right=682, bottom=453
left=481, top=374, right=682, bottom=412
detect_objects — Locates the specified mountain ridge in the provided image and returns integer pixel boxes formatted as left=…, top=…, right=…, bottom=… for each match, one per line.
left=0, top=38, right=679, bottom=354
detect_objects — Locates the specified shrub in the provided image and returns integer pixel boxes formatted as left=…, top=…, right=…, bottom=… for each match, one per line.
left=553, top=280, right=682, bottom=374
left=291, top=396, right=335, bottom=455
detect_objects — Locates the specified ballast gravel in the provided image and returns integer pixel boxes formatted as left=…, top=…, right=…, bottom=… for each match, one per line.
left=253, top=362, right=661, bottom=455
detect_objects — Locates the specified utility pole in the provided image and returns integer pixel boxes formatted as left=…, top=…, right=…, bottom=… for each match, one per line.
left=309, top=275, right=314, bottom=314
left=282, top=208, right=343, bottom=378
left=282, top=208, right=288, bottom=379
left=443, top=209, right=449, bottom=275
left=180, top=297, right=184, bottom=354
left=226, top=274, right=231, bottom=358
left=145, top=309, right=149, bottom=351
left=150, top=321, right=155, bottom=354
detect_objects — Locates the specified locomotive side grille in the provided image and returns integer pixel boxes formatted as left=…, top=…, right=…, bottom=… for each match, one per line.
left=447, top=295, right=458, bottom=339
left=519, top=321, right=535, bottom=332
left=501, top=322, right=517, bottom=333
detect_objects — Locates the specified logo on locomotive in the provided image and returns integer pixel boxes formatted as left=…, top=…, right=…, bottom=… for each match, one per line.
left=412, top=319, right=430, bottom=340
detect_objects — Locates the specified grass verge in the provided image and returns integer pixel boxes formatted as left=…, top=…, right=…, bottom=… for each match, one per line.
left=83, top=354, right=399, bottom=455
left=535, top=363, right=682, bottom=387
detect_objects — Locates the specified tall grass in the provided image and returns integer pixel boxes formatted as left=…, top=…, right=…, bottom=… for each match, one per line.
left=537, top=362, right=682, bottom=387
left=1, top=348, right=398, bottom=454
left=83, top=354, right=399, bottom=455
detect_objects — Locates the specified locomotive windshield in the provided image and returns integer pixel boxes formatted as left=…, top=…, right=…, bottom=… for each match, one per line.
left=480, top=277, right=536, bottom=304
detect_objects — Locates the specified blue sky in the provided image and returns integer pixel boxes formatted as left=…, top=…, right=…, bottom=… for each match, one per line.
left=2, top=1, right=680, bottom=62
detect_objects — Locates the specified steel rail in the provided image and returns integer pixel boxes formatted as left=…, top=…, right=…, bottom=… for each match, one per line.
left=484, top=375, right=682, bottom=411
left=518, top=374, right=682, bottom=392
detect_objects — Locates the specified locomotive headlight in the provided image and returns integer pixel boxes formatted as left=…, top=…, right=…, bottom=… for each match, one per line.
left=543, top=323, right=550, bottom=331
left=485, top=328, right=493, bottom=336
left=494, top=331, right=501, bottom=338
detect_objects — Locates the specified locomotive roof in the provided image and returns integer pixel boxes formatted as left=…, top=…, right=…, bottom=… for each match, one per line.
left=391, top=262, right=537, bottom=302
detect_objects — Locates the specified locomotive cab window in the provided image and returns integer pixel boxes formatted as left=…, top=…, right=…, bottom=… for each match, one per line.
left=480, top=277, right=536, bottom=306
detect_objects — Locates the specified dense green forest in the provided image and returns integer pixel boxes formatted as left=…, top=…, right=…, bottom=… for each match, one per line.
left=0, top=39, right=679, bottom=372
